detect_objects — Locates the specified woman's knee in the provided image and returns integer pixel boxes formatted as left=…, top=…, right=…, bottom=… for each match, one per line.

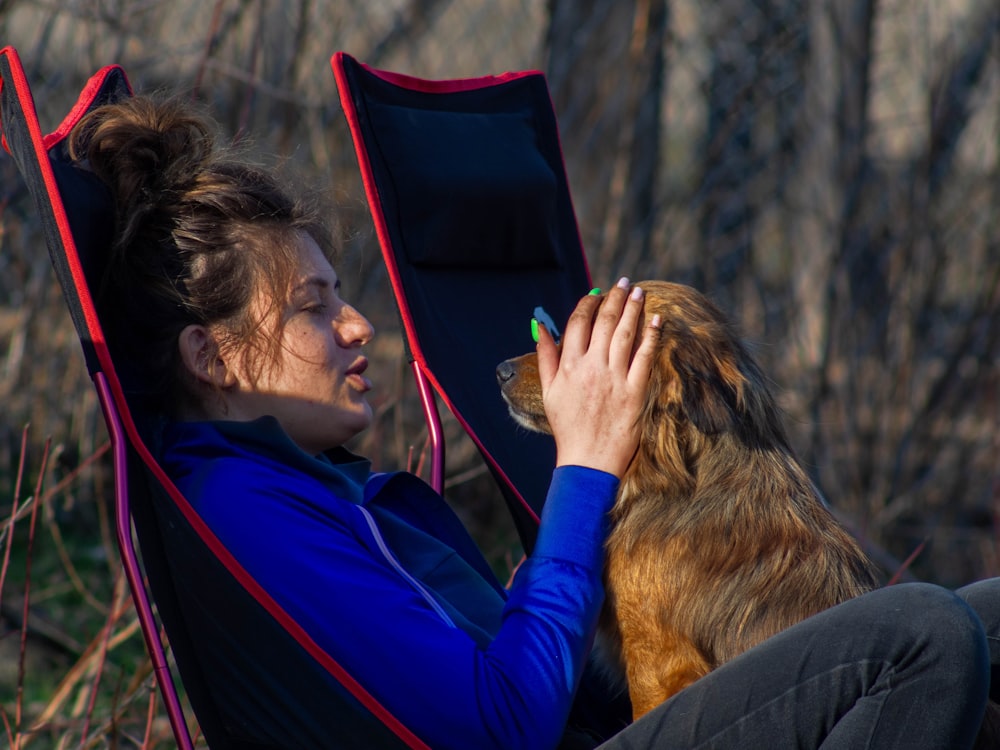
left=956, top=578, right=1000, bottom=702
left=880, top=583, right=989, bottom=678
left=956, top=578, right=1000, bottom=631
left=882, top=582, right=982, bottom=633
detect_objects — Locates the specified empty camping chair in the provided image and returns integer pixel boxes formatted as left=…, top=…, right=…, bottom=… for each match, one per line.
left=332, top=52, right=593, bottom=553
left=0, top=46, right=429, bottom=749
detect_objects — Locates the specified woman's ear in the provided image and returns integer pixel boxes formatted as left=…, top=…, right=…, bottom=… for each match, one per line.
left=178, top=324, right=235, bottom=388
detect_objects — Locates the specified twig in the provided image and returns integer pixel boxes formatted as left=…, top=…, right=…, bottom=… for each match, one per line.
left=411, top=433, right=431, bottom=480
left=0, top=442, right=109, bottom=550
left=235, top=0, right=265, bottom=142
left=78, top=572, right=129, bottom=747
left=0, top=425, right=30, bottom=615
left=141, top=686, right=157, bottom=750
left=886, top=537, right=928, bottom=586
left=43, top=506, right=108, bottom=615
left=33, top=441, right=112, bottom=614
left=23, top=610, right=141, bottom=746
left=77, top=658, right=157, bottom=750
left=193, top=0, right=227, bottom=97
left=41, top=442, right=110, bottom=504
left=1, top=704, right=14, bottom=750
left=443, top=463, right=488, bottom=490
left=16, top=436, right=51, bottom=736
left=197, top=58, right=313, bottom=106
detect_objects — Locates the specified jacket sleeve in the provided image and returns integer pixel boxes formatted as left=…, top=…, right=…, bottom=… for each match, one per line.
left=185, top=461, right=618, bottom=750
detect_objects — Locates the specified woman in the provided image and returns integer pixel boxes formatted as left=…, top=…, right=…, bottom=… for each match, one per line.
left=71, top=94, right=996, bottom=749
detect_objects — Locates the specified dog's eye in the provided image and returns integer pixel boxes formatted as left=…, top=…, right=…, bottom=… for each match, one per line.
left=531, top=305, right=562, bottom=344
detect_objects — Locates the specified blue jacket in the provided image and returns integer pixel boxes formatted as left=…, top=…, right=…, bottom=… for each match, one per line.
left=161, top=417, right=620, bottom=750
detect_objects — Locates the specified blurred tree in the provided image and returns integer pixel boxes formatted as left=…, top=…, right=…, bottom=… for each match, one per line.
left=544, top=0, right=668, bottom=279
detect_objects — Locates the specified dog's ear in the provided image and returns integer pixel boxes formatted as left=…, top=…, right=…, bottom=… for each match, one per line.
left=668, top=327, right=745, bottom=436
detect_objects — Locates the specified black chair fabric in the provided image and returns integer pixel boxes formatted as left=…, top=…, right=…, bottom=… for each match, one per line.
left=333, top=53, right=593, bottom=553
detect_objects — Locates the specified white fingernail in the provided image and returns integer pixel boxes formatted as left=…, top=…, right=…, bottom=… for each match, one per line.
left=617, top=276, right=630, bottom=289
left=631, top=286, right=643, bottom=301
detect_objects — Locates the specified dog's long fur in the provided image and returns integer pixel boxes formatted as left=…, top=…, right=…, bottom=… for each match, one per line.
left=497, top=281, right=879, bottom=718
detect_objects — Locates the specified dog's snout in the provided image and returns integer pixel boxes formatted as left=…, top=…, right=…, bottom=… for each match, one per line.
left=496, top=359, right=516, bottom=385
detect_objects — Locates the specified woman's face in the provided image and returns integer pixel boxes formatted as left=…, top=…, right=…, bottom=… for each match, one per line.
left=222, top=233, right=375, bottom=455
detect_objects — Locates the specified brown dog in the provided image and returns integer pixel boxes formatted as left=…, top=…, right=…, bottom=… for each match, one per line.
left=497, top=280, right=878, bottom=718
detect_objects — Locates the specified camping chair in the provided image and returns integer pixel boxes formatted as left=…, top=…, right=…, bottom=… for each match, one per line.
left=0, top=46, right=429, bottom=749
left=332, top=54, right=631, bottom=739
left=331, top=53, right=593, bottom=554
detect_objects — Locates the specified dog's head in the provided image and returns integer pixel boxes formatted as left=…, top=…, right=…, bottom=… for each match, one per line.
left=496, top=281, right=789, bottom=492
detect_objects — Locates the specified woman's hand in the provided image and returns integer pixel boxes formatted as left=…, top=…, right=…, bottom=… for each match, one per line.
left=536, top=277, right=660, bottom=478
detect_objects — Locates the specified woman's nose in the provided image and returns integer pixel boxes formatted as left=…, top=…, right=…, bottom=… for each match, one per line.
left=336, top=304, right=375, bottom=346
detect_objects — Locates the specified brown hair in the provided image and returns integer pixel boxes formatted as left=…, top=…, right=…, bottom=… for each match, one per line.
left=69, top=94, right=332, bottom=414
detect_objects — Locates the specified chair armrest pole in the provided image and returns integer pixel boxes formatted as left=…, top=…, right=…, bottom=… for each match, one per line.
left=94, top=373, right=195, bottom=750
left=410, top=362, right=445, bottom=495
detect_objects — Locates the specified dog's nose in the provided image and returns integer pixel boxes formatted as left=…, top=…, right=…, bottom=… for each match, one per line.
left=496, top=360, right=516, bottom=385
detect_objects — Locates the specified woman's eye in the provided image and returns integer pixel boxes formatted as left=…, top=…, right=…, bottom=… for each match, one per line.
left=303, top=304, right=327, bottom=315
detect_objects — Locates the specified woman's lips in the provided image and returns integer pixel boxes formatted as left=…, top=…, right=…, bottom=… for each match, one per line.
left=347, top=358, right=372, bottom=391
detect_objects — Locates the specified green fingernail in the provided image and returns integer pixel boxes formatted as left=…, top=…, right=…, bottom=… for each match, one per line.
left=531, top=317, right=540, bottom=343
left=588, top=287, right=601, bottom=296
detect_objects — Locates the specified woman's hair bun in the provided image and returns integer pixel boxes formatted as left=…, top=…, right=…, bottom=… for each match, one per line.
left=71, top=96, right=217, bottom=238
